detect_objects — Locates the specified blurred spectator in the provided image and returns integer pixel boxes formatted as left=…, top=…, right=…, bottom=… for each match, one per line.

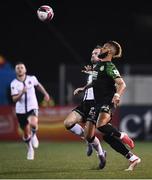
left=0, top=55, right=15, bottom=105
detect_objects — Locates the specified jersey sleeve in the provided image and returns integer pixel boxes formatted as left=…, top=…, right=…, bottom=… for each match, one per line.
left=10, top=82, right=19, bottom=96
left=32, top=76, right=39, bottom=86
left=106, top=63, right=121, bottom=79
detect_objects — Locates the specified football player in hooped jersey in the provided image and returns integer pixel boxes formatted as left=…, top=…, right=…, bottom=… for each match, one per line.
left=10, top=62, right=50, bottom=160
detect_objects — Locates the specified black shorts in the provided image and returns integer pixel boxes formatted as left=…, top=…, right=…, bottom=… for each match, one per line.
left=95, top=103, right=115, bottom=122
left=16, top=109, right=38, bottom=130
left=73, top=100, right=98, bottom=124
left=86, top=103, right=115, bottom=124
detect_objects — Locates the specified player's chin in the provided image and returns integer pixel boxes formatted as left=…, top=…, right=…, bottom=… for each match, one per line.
left=91, top=58, right=98, bottom=64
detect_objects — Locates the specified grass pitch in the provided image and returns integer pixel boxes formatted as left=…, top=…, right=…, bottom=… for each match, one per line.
left=0, top=141, right=151, bottom=179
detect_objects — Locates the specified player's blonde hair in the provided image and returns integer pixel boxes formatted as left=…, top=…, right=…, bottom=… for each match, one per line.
left=108, top=41, right=122, bottom=58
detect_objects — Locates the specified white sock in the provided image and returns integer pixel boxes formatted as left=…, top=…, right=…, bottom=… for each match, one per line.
left=129, top=154, right=139, bottom=162
left=120, top=132, right=127, bottom=139
left=23, top=135, right=31, bottom=143
left=91, top=137, right=104, bottom=156
left=23, top=135, right=33, bottom=149
left=69, top=124, right=84, bottom=137
left=28, top=140, right=33, bottom=150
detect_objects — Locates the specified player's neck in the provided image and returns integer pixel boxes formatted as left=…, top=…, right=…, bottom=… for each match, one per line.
left=100, top=56, right=112, bottom=62
left=17, top=74, right=26, bottom=82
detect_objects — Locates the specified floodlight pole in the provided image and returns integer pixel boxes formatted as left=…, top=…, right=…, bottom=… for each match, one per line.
left=59, top=64, right=66, bottom=105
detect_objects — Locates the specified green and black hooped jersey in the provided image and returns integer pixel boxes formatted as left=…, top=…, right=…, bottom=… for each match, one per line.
left=92, top=61, right=121, bottom=104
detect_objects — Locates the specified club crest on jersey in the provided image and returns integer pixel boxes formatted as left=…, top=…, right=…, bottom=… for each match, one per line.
left=100, top=66, right=104, bottom=71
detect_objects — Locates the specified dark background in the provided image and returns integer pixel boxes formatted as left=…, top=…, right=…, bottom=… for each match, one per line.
left=0, top=0, right=152, bottom=83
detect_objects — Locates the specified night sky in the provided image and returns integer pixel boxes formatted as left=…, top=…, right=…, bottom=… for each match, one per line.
left=0, top=0, right=152, bottom=83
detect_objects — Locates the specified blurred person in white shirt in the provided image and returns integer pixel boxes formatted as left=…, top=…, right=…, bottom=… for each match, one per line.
left=10, top=62, right=50, bottom=160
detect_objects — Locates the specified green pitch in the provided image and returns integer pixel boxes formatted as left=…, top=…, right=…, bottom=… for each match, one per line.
left=0, top=141, right=151, bottom=179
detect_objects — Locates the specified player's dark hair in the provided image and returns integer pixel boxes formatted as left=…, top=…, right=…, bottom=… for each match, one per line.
left=95, top=45, right=102, bottom=49
left=15, top=61, right=25, bottom=66
left=107, top=41, right=122, bottom=58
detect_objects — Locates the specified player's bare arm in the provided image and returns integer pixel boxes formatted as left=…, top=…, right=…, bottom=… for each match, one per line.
left=12, top=86, right=27, bottom=103
left=74, top=82, right=93, bottom=95
left=74, top=87, right=85, bottom=95
left=36, top=83, right=50, bottom=101
left=112, top=77, right=126, bottom=107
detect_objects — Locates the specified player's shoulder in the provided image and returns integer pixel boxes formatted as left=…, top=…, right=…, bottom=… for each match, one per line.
left=26, top=75, right=37, bottom=79
left=26, top=75, right=39, bottom=84
left=106, top=62, right=121, bottom=77
left=10, top=78, right=18, bottom=85
left=27, top=74, right=35, bottom=78
left=106, top=61, right=118, bottom=70
left=106, top=61, right=116, bottom=66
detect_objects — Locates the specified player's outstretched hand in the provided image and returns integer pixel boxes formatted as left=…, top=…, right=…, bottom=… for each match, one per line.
left=81, top=65, right=92, bottom=74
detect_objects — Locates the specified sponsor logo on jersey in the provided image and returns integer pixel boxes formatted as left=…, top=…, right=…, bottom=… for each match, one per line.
left=100, top=66, right=104, bottom=71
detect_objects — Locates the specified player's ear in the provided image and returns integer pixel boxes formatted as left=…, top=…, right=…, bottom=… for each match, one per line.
left=25, top=67, right=27, bottom=73
left=107, top=48, right=113, bottom=55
